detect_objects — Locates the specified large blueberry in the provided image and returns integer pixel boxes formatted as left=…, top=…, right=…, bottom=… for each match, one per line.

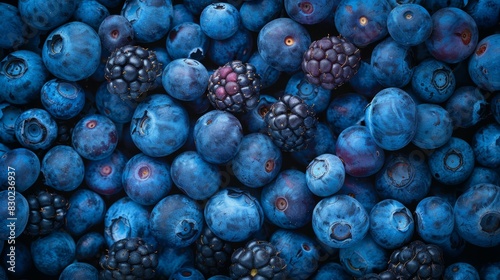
left=0, top=103, right=22, bottom=144
left=72, top=114, right=118, bottom=160
left=285, top=0, right=337, bottom=25
left=428, top=137, right=475, bottom=185
left=208, top=26, right=254, bottom=66
left=85, top=150, right=128, bottom=196
left=65, top=189, right=106, bottom=236
left=75, top=231, right=106, bottom=262
left=337, top=175, right=380, bottom=213
left=240, top=94, right=277, bottom=134
left=31, top=230, right=76, bottom=276
left=18, top=0, right=77, bottom=31
left=339, top=234, right=388, bottom=277
left=348, top=60, right=384, bottom=99
left=95, top=81, right=138, bottom=124
left=462, top=166, right=500, bottom=193
left=306, top=153, right=345, bottom=197
left=444, top=262, right=480, bottom=280
left=98, top=14, right=135, bottom=53
left=73, top=0, right=109, bottom=31
left=387, top=3, right=432, bottom=46
left=0, top=148, right=40, bottom=192
left=172, top=3, right=195, bottom=27
left=312, top=195, right=370, bottom=248
left=40, top=78, right=86, bottom=120
left=15, top=108, right=58, bottom=151
left=326, top=92, right=368, bottom=136
left=130, top=93, right=189, bottom=157
left=247, top=51, right=281, bottom=89
left=0, top=3, right=27, bottom=49
left=369, top=199, right=414, bottom=249
left=468, top=34, right=500, bottom=92
left=415, top=196, right=454, bottom=244
left=370, top=37, right=414, bottom=88
left=200, top=2, right=240, bottom=40
left=312, top=262, right=351, bottom=280
left=471, top=123, right=500, bottom=169
left=1, top=241, right=32, bottom=278
left=59, top=262, right=99, bottom=280
left=42, top=21, right=101, bottom=81
left=41, top=145, right=85, bottom=192
left=412, top=103, right=453, bottom=150
left=150, top=194, right=204, bottom=248
left=169, top=267, right=205, bottom=280
left=204, top=188, right=264, bottom=242
left=0, top=190, right=29, bottom=239
left=291, top=122, right=337, bottom=167
left=121, top=0, right=174, bottom=43
left=445, top=86, right=487, bottom=128
left=411, top=58, right=456, bottom=104
left=166, top=22, right=209, bottom=60
left=240, top=0, right=283, bottom=32
left=162, top=58, right=209, bottom=101
left=284, top=71, right=331, bottom=114
left=156, top=246, right=194, bottom=278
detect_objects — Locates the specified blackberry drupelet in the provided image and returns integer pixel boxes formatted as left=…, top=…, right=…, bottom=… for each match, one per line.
left=301, top=35, right=361, bottom=90
left=25, top=189, right=68, bottom=236
left=195, top=225, right=234, bottom=277
left=387, top=240, right=445, bottom=280
left=265, top=94, right=317, bottom=152
left=229, top=240, right=288, bottom=280
left=207, top=60, right=262, bottom=113
left=99, top=237, right=158, bottom=280
left=104, top=45, right=161, bottom=102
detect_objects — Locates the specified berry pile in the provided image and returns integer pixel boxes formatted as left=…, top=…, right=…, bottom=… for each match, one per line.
left=0, top=0, right=500, bottom=279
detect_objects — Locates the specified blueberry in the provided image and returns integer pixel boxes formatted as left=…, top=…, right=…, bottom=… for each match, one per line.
left=387, top=3, right=432, bottom=46
left=208, top=25, right=254, bottom=66
left=15, top=108, right=58, bottom=151
left=423, top=0, right=468, bottom=14
left=72, top=114, right=118, bottom=160
left=166, top=22, right=210, bottom=60
left=0, top=143, right=9, bottom=157
left=200, top=3, right=241, bottom=40
left=465, top=0, right=500, bottom=29
left=257, top=17, right=311, bottom=72
left=312, top=195, right=370, bottom=248
left=41, top=78, right=86, bottom=120
left=0, top=103, right=22, bottom=144
left=156, top=246, right=195, bottom=278
left=73, top=0, right=110, bottom=31
left=65, top=189, right=106, bottom=236
left=120, top=0, right=174, bottom=43
left=42, top=21, right=102, bottom=81
left=338, top=234, right=389, bottom=277
left=284, top=0, right=337, bottom=25
left=326, top=92, right=368, bottom=136
left=41, top=145, right=85, bottom=192
left=444, top=262, right=480, bottom=280
left=0, top=50, right=49, bottom=105
left=130, top=93, right=189, bottom=157
left=231, top=133, right=282, bottom=189
left=162, top=58, right=209, bottom=101
left=284, top=71, right=331, bottom=114
left=59, top=262, right=99, bottom=280
left=471, top=123, right=500, bottom=169
left=411, top=58, right=456, bottom=104
left=0, top=3, right=27, bottom=49
left=18, top=0, right=77, bottom=31
left=445, top=86, right=487, bottom=128
left=369, top=199, right=414, bottom=249
left=365, top=87, right=417, bottom=151
left=435, top=228, right=466, bottom=259
left=468, top=34, right=500, bottom=92
left=169, top=266, right=205, bottom=280
left=306, top=153, right=345, bottom=197
left=172, top=4, right=196, bottom=27
left=370, top=37, right=414, bottom=88
left=122, top=153, right=172, bottom=206
left=335, top=125, right=385, bottom=177
left=1, top=241, right=32, bottom=278
left=75, top=231, right=106, bottom=262
left=31, top=230, right=76, bottom=276
left=85, top=150, right=127, bottom=196
left=348, top=60, right=384, bottom=99
left=150, top=194, right=204, bottom=248
left=247, top=51, right=281, bottom=89
left=0, top=190, right=29, bottom=239
left=414, top=196, right=455, bottom=244
left=462, top=166, right=500, bottom=193
left=479, top=261, right=500, bottom=280
left=204, top=188, right=264, bottom=242
left=337, top=175, right=380, bottom=212
left=193, top=110, right=243, bottom=165
left=240, top=0, right=283, bottom=32
left=95, top=81, right=138, bottom=124
left=0, top=148, right=40, bottom=192
left=98, top=15, right=135, bottom=53
left=454, top=183, right=500, bottom=247
left=240, top=94, right=277, bottom=134
left=290, top=122, right=337, bottom=167
left=428, top=137, right=475, bottom=185
left=261, top=169, right=316, bottom=229
left=311, top=262, right=351, bottom=280
left=412, top=103, right=454, bottom=150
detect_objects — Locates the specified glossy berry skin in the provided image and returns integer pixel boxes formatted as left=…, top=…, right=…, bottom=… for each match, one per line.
left=257, top=17, right=311, bottom=72
left=326, top=92, right=368, bottom=136
left=163, top=58, right=209, bottom=101
left=42, top=21, right=101, bottom=81
left=150, top=194, right=204, bottom=248
left=306, top=153, right=345, bottom=197
left=18, top=0, right=76, bottom=31
left=31, top=230, right=76, bottom=276
left=370, top=38, right=414, bottom=88
left=65, top=189, right=106, bottom=236
left=85, top=150, right=127, bottom=196
left=465, top=0, right=500, bottom=29
left=15, top=108, right=58, bottom=151
left=348, top=60, right=384, bottom=99
left=411, top=58, right=456, bottom=104
left=261, top=169, right=316, bottom=229
left=41, top=145, right=85, bottom=192
left=312, top=195, right=370, bottom=248
left=200, top=3, right=240, bottom=40
left=454, top=183, right=500, bottom=247
left=445, top=86, right=487, bottom=128
left=241, top=95, right=277, bottom=134
left=425, top=7, right=478, bottom=64
left=472, top=123, right=500, bottom=169
left=468, top=34, right=500, bottom=92
left=387, top=4, right=432, bottom=46
left=462, top=166, right=500, bottom=192
left=171, top=151, right=221, bottom=200
left=204, top=188, right=264, bottom=242
left=365, top=87, right=417, bottom=151
left=334, top=0, right=392, bottom=47
left=369, top=199, right=414, bottom=250
left=0, top=103, right=22, bottom=144
left=75, top=231, right=106, bottom=262
left=166, top=22, right=210, bottom=60
left=414, top=196, right=454, bottom=245
left=194, top=110, right=243, bottom=164
left=208, top=26, right=254, bottom=66
left=231, top=133, right=282, bottom=189
left=285, top=0, right=336, bottom=25
left=247, top=51, right=281, bottom=89
left=98, top=15, right=135, bottom=53
left=375, top=151, right=432, bottom=206
left=285, top=72, right=331, bottom=114
left=156, top=246, right=195, bottom=278
left=95, top=82, right=138, bottom=124
left=428, top=137, right=475, bottom=185
left=444, top=262, right=480, bottom=280
left=72, top=114, right=118, bottom=160
left=103, top=197, right=155, bottom=248
left=172, top=4, right=195, bottom=27
left=169, top=267, right=205, bottom=280
left=240, top=0, right=283, bottom=32
left=339, top=234, right=389, bottom=277
left=0, top=3, right=28, bottom=49
left=0, top=50, right=49, bottom=105
left=0, top=148, right=40, bottom=192
left=122, top=153, right=172, bottom=206
left=335, top=125, right=385, bottom=177
left=41, top=78, right=86, bottom=120
left=73, top=0, right=109, bottom=31
left=270, top=229, right=321, bottom=279
left=120, top=0, right=174, bottom=43
left=59, top=262, right=99, bottom=280
left=0, top=190, right=29, bottom=239
left=337, top=175, right=379, bottom=213
left=130, top=94, right=189, bottom=157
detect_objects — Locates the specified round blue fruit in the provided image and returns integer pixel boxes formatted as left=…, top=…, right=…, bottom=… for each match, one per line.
left=339, top=234, right=388, bottom=277
left=19, top=0, right=77, bottom=31
left=0, top=3, right=28, bottom=49
left=162, top=58, right=209, bottom=101
left=386, top=3, right=432, bottom=46
left=445, top=86, right=487, bottom=128
left=40, top=78, right=86, bottom=120
left=247, top=51, right=281, bottom=89
left=85, top=150, right=127, bottom=196
left=30, top=230, right=76, bottom=276
left=65, top=189, right=106, bottom=236
left=428, top=137, right=475, bottom=185
left=284, top=71, right=331, bottom=114
left=59, top=262, right=99, bottom=280
left=95, top=81, right=138, bottom=124
left=370, top=37, right=414, bottom=88
left=412, top=103, right=453, bottom=149
left=169, top=266, right=205, bottom=280
left=72, top=114, right=118, bottom=160
left=73, top=0, right=109, bottom=31
left=468, top=34, right=500, bottom=92
left=41, top=145, right=85, bottom=192
left=75, top=232, right=106, bottom=262
left=444, top=262, right=480, bottom=280
left=42, top=21, right=101, bottom=81
left=0, top=103, right=22, bottom=144
left=369, top=199, right=414, bottom=249
left=15, top=108, right=58, bottom=151
left=284, top=0, right=336, bottom=25
left=312, top=195, right=370, bottom=248
left=471, top=123, right=500, bottom=169
left=166, top=22, right=209, bottom=60
left=411, top=58, right=456, bottom=104
left=326, top=92, right=368, bottom=136
left=0, top=148, right=40, bottom=192
left=337, top=175, right=380, bottom=213
left=348, top=61, right=384, bottom=99
left=312, top=262, right=351, bottom=280
left=0, top=190, right=29, bottom=239
left=200, top=2, right=240, bottom=40
left=208, top=26, right=254, bottom=65
left=240, top=94, right=277, bottom=134
left=98, top=15, right=135, bottom=53
left=415, top=196, right=455, bottom=244
left=306, top=153, right=345, bottom=197
left=239, top=0, right=283, bottom=32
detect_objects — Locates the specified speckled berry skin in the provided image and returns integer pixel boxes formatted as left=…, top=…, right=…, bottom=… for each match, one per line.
left=445, top=86, right=487, bottom=128
left=130, top=93, right=189, bottom=157
left=306, top=153, right=345, bottom=197
left=339, top=234, right=389, bottom=277
left=415, top=196, right=455, bottom=244
left=204, top=188, right=264, bottom=242
left=71, top=114, right=118, bottom=161
left=454, top=183, right=500, bottom=247
left=200, top=2, right=240, bottom=40
left=42, top=21, right=101, bottom=81
left=387, top=3, right=432, bottom=47
left=471, top=123, right=500, bottom=169
left=150, top=194, right=204, bottom=248
left=312, top=195, right=370, bottom=248
left=85, top=150, right=127, bottom=196
left=19, top=0, right=77, bottom=31
left=15, top=108, right=58, bottom=151
left=468, top=34, right=500, bottom=92
left=0, top=148, right=40, bottom=192
left=30, top=231, right=76, bottom=276
left=369, top=199, right=414, bottom=250
left=65, top=189, right=106, bottom=236
left=428, top=137, right=475, bottom=186
left=122, top=153, right=172, bottom=206
left=166, top=22, right=209, bottom=60
left=41, top=78, right=86, bottom=120
left=0, top=190, right=29, bottom=239
left=41, top=145, right=85, bottom=192
left=411, top=58, right=456, bottom=104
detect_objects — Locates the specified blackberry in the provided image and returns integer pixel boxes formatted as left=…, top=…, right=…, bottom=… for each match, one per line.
left=265, top=94, right=317, bottom=152
left=104, top=45, right=161, bottom=102
left=207, top=60, right=262, bottom=113
left=301, top=35, right=361, bottom=90
left=99, top=237, right=158, bottom=280
left=195, top=226, right=234, bottom=277
left=387, top=240, right=445, bottom=280
left=229, top=240, right=288, bottom=280
left=24, top=189, right=69, bottom=236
